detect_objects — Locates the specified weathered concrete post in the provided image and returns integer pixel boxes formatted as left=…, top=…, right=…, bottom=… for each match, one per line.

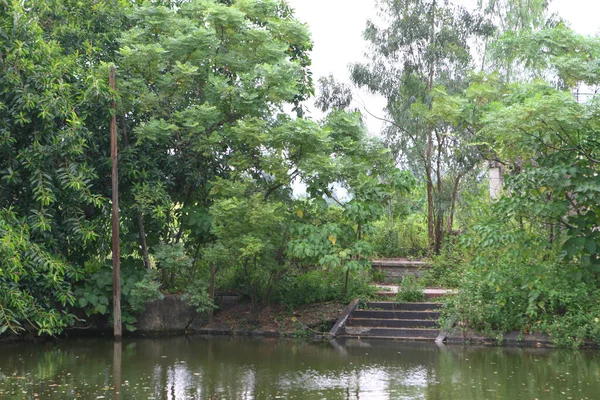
left=489, top=160, right=505, bottom=200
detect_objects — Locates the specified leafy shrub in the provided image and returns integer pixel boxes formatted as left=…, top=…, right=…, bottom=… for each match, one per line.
left=73, top=258, right=163, bottom=331
left=422, top=239, right=466, bottom=288
left=273, top=267, right=375, bottom=309
left=128, top=270, right=163, bottom=313
left=153, top=242, right=194, bottom=290
left=0, top=210, right=79, bottom=335
left=396, top=275, right=425, bottom=302
left=370, top=214, right=428, bottom=258
left=183, top=278, right=216, bottom=315
left=443, top=211, right=600, bottom=348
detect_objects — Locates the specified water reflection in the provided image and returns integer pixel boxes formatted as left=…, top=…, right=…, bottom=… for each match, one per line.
left=113, top=340, right=122, bottom=400
left=0, top=336, right=599, bottom=399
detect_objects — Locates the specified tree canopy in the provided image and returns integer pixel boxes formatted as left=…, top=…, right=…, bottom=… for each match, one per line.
left=3, top=0, right=600, bottom=347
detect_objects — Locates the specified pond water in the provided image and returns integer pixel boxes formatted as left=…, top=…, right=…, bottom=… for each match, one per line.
left=0, top=336, right=599, bottom=399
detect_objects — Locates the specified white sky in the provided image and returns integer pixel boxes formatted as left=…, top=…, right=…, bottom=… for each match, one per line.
left=285, top=0, right=600, bottom=135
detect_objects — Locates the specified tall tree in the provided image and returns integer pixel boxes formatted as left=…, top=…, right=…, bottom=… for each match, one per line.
left=114, top=0, right=313, bottom=285
left=479, top=0, right=554, bottom=82
left=351, top=0, right=492, bottom=253
left=478, top=0, right=551, bottom=32
left=0, top=0, right=116, bottom=334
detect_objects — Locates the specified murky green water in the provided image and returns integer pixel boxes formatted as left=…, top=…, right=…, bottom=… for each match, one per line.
left=0, top=336, right=599, bottom=399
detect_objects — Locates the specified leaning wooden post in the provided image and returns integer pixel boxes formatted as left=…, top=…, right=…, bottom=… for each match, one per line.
left=110, top=66, right=122, bottom=339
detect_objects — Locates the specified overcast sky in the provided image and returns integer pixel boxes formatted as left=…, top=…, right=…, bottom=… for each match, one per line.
left=285, top=0, right=600, bottom=135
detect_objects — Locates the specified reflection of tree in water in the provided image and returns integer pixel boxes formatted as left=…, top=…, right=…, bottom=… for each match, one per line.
left=426, top=346, right=600, bottom=400
left=113, top=341, right=121, bottom=400
left=2, top=337, right=600, bottom=399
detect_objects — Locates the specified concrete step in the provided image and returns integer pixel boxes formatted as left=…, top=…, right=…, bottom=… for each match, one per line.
left=372, top=259, right=430, bottom=268
left=373, top=285, right=457, bottom=299
left=352, top=310, right=440, bottom=320
left=341, top=326, right=440, bottom=338
left=365, top=302, right=442, bottom=311
left=346, top=318, right=438, bottom=328
left=337, top=335, right=438, bottom=342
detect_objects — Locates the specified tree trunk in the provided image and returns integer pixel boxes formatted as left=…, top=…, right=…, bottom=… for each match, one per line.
left=433, top=210, right=444, bottom=254
left=447, top=175, right=461, bottom=234
left=344, top=268, right=350, bottom=295
left=137, top=212, right=151, bottom=269
left=208, top=263, right=217, bottom=322
left=426, top=130, right=435, bottom=253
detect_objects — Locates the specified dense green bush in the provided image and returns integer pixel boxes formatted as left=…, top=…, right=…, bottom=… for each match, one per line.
left=443, top=212, right=600, bottom=348
left=422, top=239, right=466, bottom=288
left=73, top=258, right=163, bottom=332
left=273, top=267, right=375, bottom=309
left=370, top=214, right=428, bottom=258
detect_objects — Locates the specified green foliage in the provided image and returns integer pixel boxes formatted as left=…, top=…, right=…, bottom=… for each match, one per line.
left=396, top=276, right=425, bottom=303
left=6, top=0, right=599, bottom=346
left=0, top=210, right=78, bottom=335
left=0, top=0, right=326, bottom=335
left=478, top=0, right=550, bottom=32
left=274, top=267, right=375, bottom=309
left=73, top=258, right=162, bottom=331
left=183, top=279, right=215, bottom=315
left=0, top=0, right=116, bottom=335
left=209, top=179, right=290, bottom=313
left=422, top=239, right=466, bottom=288
left=370, top=214, right=429, bottom=258
left=153, top=242, right=195, bottom=290
left=416, top=24, right=600, bottom=347
left=128, top=270, right=164, bottom=314
left=352, top=0, right=491, bottom=253
left=442, top=203, right=600, bottom=347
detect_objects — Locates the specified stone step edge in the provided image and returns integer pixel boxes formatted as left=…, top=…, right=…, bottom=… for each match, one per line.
left=345, top=326, right=440, bottom=332
left=337, top=335, right=438, bottom=341
left=348, top=318, right=439, bottom=324
left=366, top=302, right=441, bottom=305
left=353, top=310, right=441, bottom=315
left=376, top=292, right=449, bottom=298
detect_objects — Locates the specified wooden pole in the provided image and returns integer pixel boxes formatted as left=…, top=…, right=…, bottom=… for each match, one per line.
left=110, top=66, right=122, bottom=339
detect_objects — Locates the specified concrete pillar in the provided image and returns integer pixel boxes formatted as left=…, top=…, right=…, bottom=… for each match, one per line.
left=489, top=161, right=505, bottom=200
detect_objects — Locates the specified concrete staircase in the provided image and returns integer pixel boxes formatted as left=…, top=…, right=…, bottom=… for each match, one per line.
left=337, top=301, right=442, bottom=341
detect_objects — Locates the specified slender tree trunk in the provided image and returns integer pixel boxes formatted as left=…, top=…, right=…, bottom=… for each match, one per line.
left=344, top=223, right=362, bottom=295
left=161, top=269, right=168, bottom=288
left=137, top=212, right=151, bottom=269
left=262, top=271, right=277, bottom=309
left=434, top=213, right=444, bottom=254
left=344, top=268, right=350, bottom=295
left=447, top=175, right=461, bottom=234
left=110, top=66, right=122, bottom=340
left=243, top=258, right=260, bottom=318
left=208, top=263, right=217, bottom=321
left=120, top=116, right=129, bottom=146
left=164, top=209, right=171, bottom=242
left=426, top=130, right=435, bottom=253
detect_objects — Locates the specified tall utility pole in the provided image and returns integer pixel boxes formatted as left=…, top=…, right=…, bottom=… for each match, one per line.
left=109, top=66, right=122, bottom=339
